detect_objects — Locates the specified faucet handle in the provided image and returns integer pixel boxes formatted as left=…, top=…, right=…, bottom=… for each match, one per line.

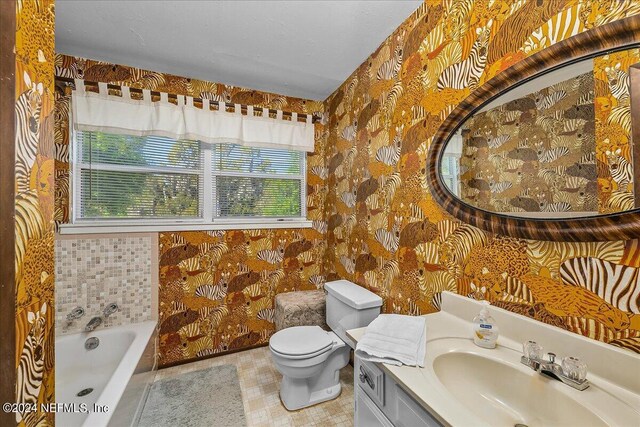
left=547, top=352, right=556, bottom=364
left=562, top=356, right=587, bottom=382
left=66, top=306, right=85, bottom=321
left=103, top=302, right=119, bottom=317
left=523, top=340, right=543, bottom=360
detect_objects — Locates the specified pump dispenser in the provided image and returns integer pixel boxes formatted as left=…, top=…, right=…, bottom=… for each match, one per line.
left=472, top=301, right=499, bottom=349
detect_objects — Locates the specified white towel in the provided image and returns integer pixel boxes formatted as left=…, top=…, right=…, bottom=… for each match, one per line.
left=355, top=314, right=427, bottom=367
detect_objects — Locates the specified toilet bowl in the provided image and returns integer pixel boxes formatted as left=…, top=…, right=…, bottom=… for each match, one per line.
left=269, top=280, right=382, bottom=410
left=270, top=326, right=350, bottom=410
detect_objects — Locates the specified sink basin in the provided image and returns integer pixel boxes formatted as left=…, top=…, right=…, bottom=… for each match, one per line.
left=347, top=294, right=640, bottom=427
left=433, top=351, right=605, bottom=427
left=423, top=338, right=639, bottom=427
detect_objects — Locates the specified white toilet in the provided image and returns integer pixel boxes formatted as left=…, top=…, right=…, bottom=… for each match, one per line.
left=269, top=280, right=382, bottom=410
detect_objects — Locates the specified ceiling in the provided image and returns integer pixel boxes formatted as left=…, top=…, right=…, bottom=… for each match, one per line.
left=55, top=0, right=421, bottom=101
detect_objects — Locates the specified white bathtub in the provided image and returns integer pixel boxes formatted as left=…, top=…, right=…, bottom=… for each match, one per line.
left=55, top=321, right=157, bottom=427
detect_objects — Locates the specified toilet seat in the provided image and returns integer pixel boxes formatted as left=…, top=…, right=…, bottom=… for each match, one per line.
left=269, top=326, right=335, bottom=359
left=269, top=280, right=382, bottom=411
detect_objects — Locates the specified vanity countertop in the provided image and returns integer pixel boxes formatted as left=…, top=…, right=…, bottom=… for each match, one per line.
left=346, top=292, right=640, bottom=427
left=348, top=309, right=479, bottom=426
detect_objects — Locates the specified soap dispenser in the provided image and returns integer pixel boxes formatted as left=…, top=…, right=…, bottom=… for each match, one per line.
left=472, top=301, right=499, bottom=349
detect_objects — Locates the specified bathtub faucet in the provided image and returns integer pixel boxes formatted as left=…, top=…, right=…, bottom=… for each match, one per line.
left=85, top=316, right=103, bottom=332
left=66, top=306, right=85, bottom=322
left=103, top=302, right=119, bottom=317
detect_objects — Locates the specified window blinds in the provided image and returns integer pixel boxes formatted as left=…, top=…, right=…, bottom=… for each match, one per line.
left=76, top=131, right=203, bottom=219
left=74, top=131, right=305, bottom=222
left=212, top=144, right=304, bottom=218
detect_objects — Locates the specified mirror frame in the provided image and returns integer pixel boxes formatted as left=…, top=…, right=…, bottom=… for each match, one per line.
left=427, top=15, right=640, bottom=242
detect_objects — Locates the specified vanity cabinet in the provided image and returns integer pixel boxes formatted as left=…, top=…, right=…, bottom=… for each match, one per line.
left=354, top=356, right=442, bottom=427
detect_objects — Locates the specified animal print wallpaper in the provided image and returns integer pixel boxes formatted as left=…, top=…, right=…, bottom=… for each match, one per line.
left=52, top=0, right=640, bottom=371
left=321, top=0, right=640, bottom=354
left=459, top=71, right=599, bottom=214
left=594, top=48, right=639, bottom=213
left=54, top=55, right=328, bottom=366
left=15, top=0, right=56, bottom=425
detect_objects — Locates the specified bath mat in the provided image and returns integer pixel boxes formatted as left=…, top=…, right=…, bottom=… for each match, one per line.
left=138, top=364, right=246, bottom=427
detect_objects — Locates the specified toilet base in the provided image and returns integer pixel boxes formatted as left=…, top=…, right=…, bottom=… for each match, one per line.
left=277, top=345, right=350, bottom=411
left=280, top=383, right=342, bottom=411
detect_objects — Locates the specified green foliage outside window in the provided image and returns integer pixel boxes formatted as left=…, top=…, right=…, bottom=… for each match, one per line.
left=78, top=132, right=303, bottom=220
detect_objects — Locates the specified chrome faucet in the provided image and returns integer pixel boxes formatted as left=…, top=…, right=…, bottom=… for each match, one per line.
left=85, top=316, right=103, bottom=332
left=103, top=302, right=119, bottom=317
left=66, top=306, right=85, bottom=322
left=83, top=303, right=118, bottom=332
left=520, top=341, right=589, bottom=391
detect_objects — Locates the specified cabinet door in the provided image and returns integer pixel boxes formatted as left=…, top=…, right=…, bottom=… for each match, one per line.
left=394, top=386, right=442, bottom=427
left=355, top=386, right=393, bottom=427
left=356, top=359, right=385, bottom=407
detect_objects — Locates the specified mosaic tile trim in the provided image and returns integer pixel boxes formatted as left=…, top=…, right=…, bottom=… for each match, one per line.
left=55, top=236, right=153, bottom=335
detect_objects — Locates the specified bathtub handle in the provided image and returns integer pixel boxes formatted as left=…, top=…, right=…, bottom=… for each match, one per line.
left=66, top=306, right=85, bottom=321
left=103, top=302, right=119, bottom=317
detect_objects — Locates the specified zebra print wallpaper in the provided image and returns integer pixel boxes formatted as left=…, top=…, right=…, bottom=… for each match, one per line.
left=52, top=0, right=640, bottom=372
left=593, top=47, right=639, bottom=213
left=54, top=55, right=328, bottom=366
left=321, top=0, right=640, bottom=354
left=459, top=71, right=599, bottom=214
left=15, top=0, right=56, bottom=426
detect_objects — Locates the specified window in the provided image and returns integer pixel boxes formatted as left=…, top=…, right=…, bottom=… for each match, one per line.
left=71, top=130, right=308, bottom=230
left=441, top=154, right=460, bottom=197
left=212, top=144, right=304, bottom=218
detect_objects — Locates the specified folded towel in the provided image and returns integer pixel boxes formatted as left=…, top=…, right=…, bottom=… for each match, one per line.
left=355, top=314, right=426, bottom=367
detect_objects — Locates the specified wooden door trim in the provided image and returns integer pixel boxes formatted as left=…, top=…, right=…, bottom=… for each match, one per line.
left=0, top=0, right=17, bottom=419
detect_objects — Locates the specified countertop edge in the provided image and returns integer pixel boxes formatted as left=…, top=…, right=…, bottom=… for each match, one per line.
left=347, top=314, right=453, bottom=427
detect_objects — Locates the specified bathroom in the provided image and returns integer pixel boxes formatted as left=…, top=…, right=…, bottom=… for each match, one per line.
left=2, top=0, right=640, bottom=426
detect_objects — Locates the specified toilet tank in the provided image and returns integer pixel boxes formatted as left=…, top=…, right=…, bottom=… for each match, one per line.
left=325, top=280, right=382, bottom=347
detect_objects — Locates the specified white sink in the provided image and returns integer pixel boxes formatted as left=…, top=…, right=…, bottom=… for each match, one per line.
left=425, top=338, right=638, bottom=427
left=347, top=292, right=640, bottom=427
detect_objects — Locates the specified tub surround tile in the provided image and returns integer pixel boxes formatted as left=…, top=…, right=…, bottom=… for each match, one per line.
left=55, top=235, right=155, bottom=335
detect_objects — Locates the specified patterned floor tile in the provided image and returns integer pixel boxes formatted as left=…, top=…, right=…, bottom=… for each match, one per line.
left=154, top=346, right=354, bottom=426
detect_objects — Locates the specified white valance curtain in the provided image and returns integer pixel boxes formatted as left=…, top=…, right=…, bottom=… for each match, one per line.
left=71, top=80, right=315, bottom=152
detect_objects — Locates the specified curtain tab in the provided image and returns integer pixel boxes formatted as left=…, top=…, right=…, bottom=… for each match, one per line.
left=247, top=105, right=254, bottom=116
left=306, top=114, right=313, bottom=125
left=262, top=107, right=269, bottom=118
left=73, top=79, right=85, bottom=94
left=160, top=92, right=169, bottom=103
left=97, top=82, right=108, bottom=98
left=176, top=95, right=185, bottom=106
left=218, top=100, right=226, bottom=112
left=234, top=103, right=241, bottom=114
left=142, top=89, right=151, bottom=103
left=292, top=112, right=298, bottom=122
left=203, top=98, right=210, bottom=110
left=276, top=110, right=283, bottom=120
left=121, top=86, right=131, bottom=99
left=186, top=96, right=194, bottom=107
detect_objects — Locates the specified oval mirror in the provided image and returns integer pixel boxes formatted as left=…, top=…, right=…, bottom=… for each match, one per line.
left=428, top=16, right=640, bottom=241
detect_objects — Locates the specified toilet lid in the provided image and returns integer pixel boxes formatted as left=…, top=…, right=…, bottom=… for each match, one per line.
left=270, top=326, right=334, bottom=357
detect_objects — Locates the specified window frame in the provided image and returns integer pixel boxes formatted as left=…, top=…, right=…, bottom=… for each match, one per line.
left=440, top=153, right=460, bottom=197
left=62, top=125, right=311, bottom=234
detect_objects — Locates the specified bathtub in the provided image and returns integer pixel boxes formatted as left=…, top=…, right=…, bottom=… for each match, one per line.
left=55, top=321, right=157, bottom=427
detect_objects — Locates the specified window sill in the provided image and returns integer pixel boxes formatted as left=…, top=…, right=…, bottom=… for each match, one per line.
left=57, top=219, right=314, bottom=235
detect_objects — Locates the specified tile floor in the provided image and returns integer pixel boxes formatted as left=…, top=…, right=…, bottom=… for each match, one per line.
left=153, top=346, right=355, bottom=426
